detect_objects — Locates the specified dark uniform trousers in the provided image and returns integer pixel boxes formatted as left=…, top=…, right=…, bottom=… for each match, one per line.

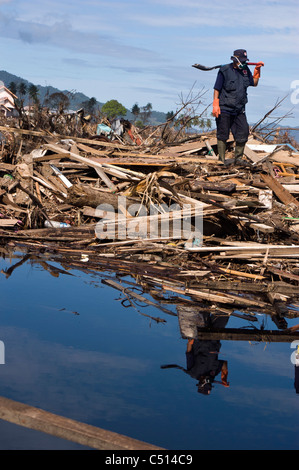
left=216, top=112, right=249, bottom=143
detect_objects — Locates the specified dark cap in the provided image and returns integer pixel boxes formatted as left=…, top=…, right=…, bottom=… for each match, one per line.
left=231, top=49, right=249, bottom=63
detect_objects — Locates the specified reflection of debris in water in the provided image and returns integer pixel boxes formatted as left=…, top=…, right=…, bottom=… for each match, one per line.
left=1, top=253, right=31, bottom=278
left=41, top=306, right=80, bottom=316
left=58, top=307, right=80, bottom=316
left=289, top=303, right=299, bottom=312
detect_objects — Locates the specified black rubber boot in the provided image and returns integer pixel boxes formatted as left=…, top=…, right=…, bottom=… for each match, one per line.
left=217, top=140, right=226, bottom=163
left=234, top=142, right=246, bottom=163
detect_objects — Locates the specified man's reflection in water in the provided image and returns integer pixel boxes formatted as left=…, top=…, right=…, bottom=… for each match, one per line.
left=295, top=345, right=299, bottom=394
left=162, top=307, right=230, bottom=395
left=295, top=364, right=299, bottom=394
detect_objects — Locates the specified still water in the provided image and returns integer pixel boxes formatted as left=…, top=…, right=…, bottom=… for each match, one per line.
left=0, top=250, right=298, bottom=450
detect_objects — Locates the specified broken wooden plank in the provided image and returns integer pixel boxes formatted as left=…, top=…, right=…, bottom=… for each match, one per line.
left=45, top=144, right=118, bottom=190
left=49, top=164, right=73, bottom=188
left=76, top=142, right=112, bottom=156
left=266, top=266, right=299, bottom=282
left=82, top=206, right=115, bottom=219
left=244, top=144, right=265, bottom=163
left=0, top=163, right=16, bottom=172
left=32, top=172, right=67, bottom=198
left=185, top=244, right=299, bottom=255
left=0, top=396, right=163, bottom=450
left=0, top=218, right=20, bottom=227
left=95, top=205, right=204, bottom=240
left=196, top=328, right=299, bottom=342
left=32, top=153, right=69, bottom=163
left=261, top=173, right=299, bottom=207
left=0, top=126, right=131, bottom=150
left=146, top=278, right=270, bottom=308
left=188, top=279, right=299, bottom=295
left=269, top=151, right=299, bottom=167
left=43, top=143, right=144, bottom=181
left=282, top=184, right=299, bottom=193
left=218, top=267, right=265, bottom=280
left=94, top=167, right=117, bottom=191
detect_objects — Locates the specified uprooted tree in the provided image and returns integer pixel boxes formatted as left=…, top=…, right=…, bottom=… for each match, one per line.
left=44, top=92, right=70, bottom=114
left=159, top=84, right=210, bottom=143
left=81, top=97, right=98, bottom=116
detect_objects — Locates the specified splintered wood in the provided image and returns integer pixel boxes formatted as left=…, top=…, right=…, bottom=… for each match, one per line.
left=0, top=121, right=299, bottom=338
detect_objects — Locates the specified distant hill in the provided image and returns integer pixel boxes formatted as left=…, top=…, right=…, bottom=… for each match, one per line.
left=265, top=124, right=299, bottom=146
left=282, top=127, right=299, bottom=144
left=0, top=70, right=95, bottom=110
left=0, top=70, right=167, bottom=124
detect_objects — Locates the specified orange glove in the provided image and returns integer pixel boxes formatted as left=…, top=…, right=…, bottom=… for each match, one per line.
left=253, top=61, right=264, bottom=79
left=212, top=98, right=221, bottom=118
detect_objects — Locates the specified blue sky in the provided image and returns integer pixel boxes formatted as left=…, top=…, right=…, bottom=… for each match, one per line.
left=0, top=0, right=298, bottom=125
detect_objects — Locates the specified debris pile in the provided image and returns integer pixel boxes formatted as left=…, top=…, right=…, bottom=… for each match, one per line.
left=0, top=116, right=299, bottom=334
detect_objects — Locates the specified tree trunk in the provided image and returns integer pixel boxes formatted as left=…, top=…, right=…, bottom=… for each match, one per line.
left=66, top=183, right=139, bottom=210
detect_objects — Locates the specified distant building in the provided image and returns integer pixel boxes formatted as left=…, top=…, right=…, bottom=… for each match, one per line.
left=0, top=81, right=18, bottom=117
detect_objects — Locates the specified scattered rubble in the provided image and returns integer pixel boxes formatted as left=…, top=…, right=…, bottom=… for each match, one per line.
left=0, top=113, right=299, bottom=336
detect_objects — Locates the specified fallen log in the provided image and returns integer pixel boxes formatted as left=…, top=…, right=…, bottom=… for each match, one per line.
left=189, top=181, right=236, bottom=193
left=66, top=183, right=139, bottom=210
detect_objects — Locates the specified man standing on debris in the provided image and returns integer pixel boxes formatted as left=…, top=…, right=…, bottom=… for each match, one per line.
left=212, top=49, right=264, bottom=164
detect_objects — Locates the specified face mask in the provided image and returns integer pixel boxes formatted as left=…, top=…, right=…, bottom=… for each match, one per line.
left=232, top=56, right=247, bottom=70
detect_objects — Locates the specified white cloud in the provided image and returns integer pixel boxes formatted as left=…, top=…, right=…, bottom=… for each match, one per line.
left=0, top=325, right=153, bottom=423
left=0, top=0, right=297, bottom=116
left=0, top=11, right=159, bottom=62
left=130, top=0, right=299, bottom=30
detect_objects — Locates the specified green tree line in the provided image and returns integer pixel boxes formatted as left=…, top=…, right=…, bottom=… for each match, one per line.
left=7, top=81, right=212, bottom=131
